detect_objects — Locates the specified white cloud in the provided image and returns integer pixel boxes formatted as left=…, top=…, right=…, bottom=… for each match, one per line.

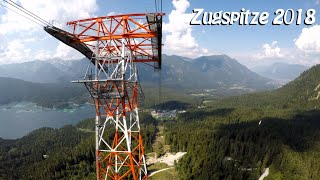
left=295, top=25, right=320, bottom=53
left=250, top=25, right=320, bottom=66
left=107, top=12, right=118, bottom=16
left=0, top=0, right=98, bottom=34
left=0, top=0, right=98, bottom=63
left=256, top=41, right=283, bottom=59
left=163, top=0, right=209, bottom=57
left=0, top=39, right=31, bottom=64
left=55, top=42, right=83, bottom=60
left=0, top=35, right=6, bottom=53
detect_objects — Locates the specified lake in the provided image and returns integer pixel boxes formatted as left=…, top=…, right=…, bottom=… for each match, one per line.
left=0, top=102, right=95, bottom=139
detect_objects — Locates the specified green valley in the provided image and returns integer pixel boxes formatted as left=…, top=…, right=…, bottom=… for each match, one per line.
left=1, top=61, right=320, bottom=179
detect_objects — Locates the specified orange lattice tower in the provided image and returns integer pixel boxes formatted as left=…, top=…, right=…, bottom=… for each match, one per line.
left=45, top=13, right=164, bottom=180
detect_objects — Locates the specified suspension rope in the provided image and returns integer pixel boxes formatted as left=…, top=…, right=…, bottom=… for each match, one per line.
left=154, top=0, right=158, bottom=13
left=1, top=0, right=51, bottom=27
left=0, top=2, right=45, bottom=27
left=154, top=0, right=163, bottom=105
left=158, top=68, right=162, bottom=104
left=6, top=0, right=51, bottom=25
left=155, top=0, right=163, bottom=13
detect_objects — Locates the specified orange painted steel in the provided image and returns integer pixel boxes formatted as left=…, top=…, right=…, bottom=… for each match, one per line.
left=66, top=13, right=164, bottom=65
left=86, top=79, right=147, bottom=179
left=62, top=13, right=164, bottom=180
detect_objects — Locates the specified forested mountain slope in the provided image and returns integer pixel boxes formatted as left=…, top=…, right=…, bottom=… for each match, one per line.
left=208, top=64, right=320, bottom=110
left=161, top=65, right=320, bottom=179
left=0, top=77, right=87, bottom=108
left=0, top=113, right=157, bottom=179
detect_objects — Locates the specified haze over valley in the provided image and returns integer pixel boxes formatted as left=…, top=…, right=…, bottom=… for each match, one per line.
left=0, top=54, right=309, bottom=139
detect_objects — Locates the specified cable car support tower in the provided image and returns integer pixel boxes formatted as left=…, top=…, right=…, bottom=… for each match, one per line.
left=44, top=13, right=164, bottom=180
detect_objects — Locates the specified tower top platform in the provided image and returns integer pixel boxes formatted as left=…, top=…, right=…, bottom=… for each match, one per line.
left=44, top=13, right=164, bottom=69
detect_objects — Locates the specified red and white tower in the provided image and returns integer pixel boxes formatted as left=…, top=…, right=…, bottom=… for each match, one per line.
left=45, top=13, right=163, bottom=180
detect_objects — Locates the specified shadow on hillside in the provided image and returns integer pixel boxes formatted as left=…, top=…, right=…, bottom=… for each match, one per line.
left=179, top=108, right=235, bottom=122
left=207, top=109, right=320, bottom=176
left=160, top=109, right=320, bottom=179
left=153, top=100, right=191, bottom=110
left=216, top=110, right=320, bottom=153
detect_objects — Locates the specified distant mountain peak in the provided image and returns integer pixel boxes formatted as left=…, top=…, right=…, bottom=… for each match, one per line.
left=0, top=55, right=276, bottom=96
left=252, top=62, right=309, bottom=83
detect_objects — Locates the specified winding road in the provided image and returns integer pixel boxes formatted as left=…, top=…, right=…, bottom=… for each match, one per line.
left=148, top=167, right=174, bottom=177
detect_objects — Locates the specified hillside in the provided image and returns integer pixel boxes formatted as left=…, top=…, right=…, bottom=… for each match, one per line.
left=0, top=76, right=196, bottom=109
left=0, top=113, right=158, bottom=179
left=0, top=77, right=87, bottom=108
left=1, top=63, right=320, bottom=179
left=0, top=60, right=67, bottom=83
left=139, top=55, right=276, bottom=96
left=0, top=55, right=277, bottom=108
left=162, top=64, right=320, bottom=179
left=0, top=55, right=276, bottom=97
left=208, top=64, right=320, bottom=110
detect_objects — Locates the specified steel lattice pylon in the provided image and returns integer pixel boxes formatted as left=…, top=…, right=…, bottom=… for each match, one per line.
left=44, top=13, right=164, bottom=180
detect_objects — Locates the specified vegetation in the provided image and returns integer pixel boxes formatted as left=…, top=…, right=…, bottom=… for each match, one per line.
left=0, top=77, right=88, bottom=108
left=0, top=113, right=158, bottom=179
left=2, top=65, right=320, bottom=179
left=164, top=108, right=320, bottom=179
left=161, top=65, right=320, bottom=179
left=208, top=65, right=320, bottom=110
left=0, top=77, right=196, bottom=110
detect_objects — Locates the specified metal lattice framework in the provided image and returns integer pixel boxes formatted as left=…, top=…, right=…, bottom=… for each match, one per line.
left=44, top=13, right=163, bottom=180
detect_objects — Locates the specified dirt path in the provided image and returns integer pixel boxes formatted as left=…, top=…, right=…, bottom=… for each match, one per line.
left=147, top=152, right=187, bottom=166
left=148, top=123, right=186, bottom=166
left=259, top=168, right=269, bottom=180
left=148, top=167, right=174, bottom=177
left=146, top=123, right=186, bottom=179
left=152, top=124, right=170, bottom=157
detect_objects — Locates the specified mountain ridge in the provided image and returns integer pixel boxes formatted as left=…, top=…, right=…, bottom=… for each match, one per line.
left=208, top=64, right=320, bottom=109
left=0, top=54, right=277, bottom=98
left=252, top=62, right=309, bottom=83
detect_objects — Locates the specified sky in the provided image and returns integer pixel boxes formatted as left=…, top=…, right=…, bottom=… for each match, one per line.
left=0, top=0, right=320, bottom=68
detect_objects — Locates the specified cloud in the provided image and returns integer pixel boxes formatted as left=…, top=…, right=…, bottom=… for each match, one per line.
left=55, top=42, right=83, bottom=59
left=295, top=25, right=320, bottom=53
left=256, top=41, right=283, bottom=59
left=0, top=0, right=98, bottom=63
left=0, top=39, right=31, bottom=64
left=107, top=12, right=118, bottom=16
left=0, top=35, right=6, bottom=53
left=163, top=0, right=209, bottom=57
left=0, top=0, right=98, bottom=34
left=251, top=25, right=320, bottom=66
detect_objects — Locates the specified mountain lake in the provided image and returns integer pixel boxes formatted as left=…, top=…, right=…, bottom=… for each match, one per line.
left=0, top=102, right=95, bottom=139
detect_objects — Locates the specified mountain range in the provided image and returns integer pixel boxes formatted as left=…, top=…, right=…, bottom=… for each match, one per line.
left=252, top=62, right=309, bottom=83
left=0, top=59, right=89, bottom=83
left=139, top=55, right=276, bottom=93
left=0, top=55, right=277, bottom=99
left=0, top=77, right=87, bottom=108
left=209, top=64, right=320, bottom=110
left=1, top=56, right=320, bottom=179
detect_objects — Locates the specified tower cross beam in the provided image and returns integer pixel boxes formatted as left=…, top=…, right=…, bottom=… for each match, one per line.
left=44, top=12, right=164, bottom=180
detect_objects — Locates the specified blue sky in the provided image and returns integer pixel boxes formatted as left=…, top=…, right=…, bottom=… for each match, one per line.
left=0, top=0, right=319, bottom=68
left=186, top=1, right=319, bottom=53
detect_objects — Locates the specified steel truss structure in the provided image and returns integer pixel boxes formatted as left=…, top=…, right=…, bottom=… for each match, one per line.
left=44, top=13, right=163, bottom=180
